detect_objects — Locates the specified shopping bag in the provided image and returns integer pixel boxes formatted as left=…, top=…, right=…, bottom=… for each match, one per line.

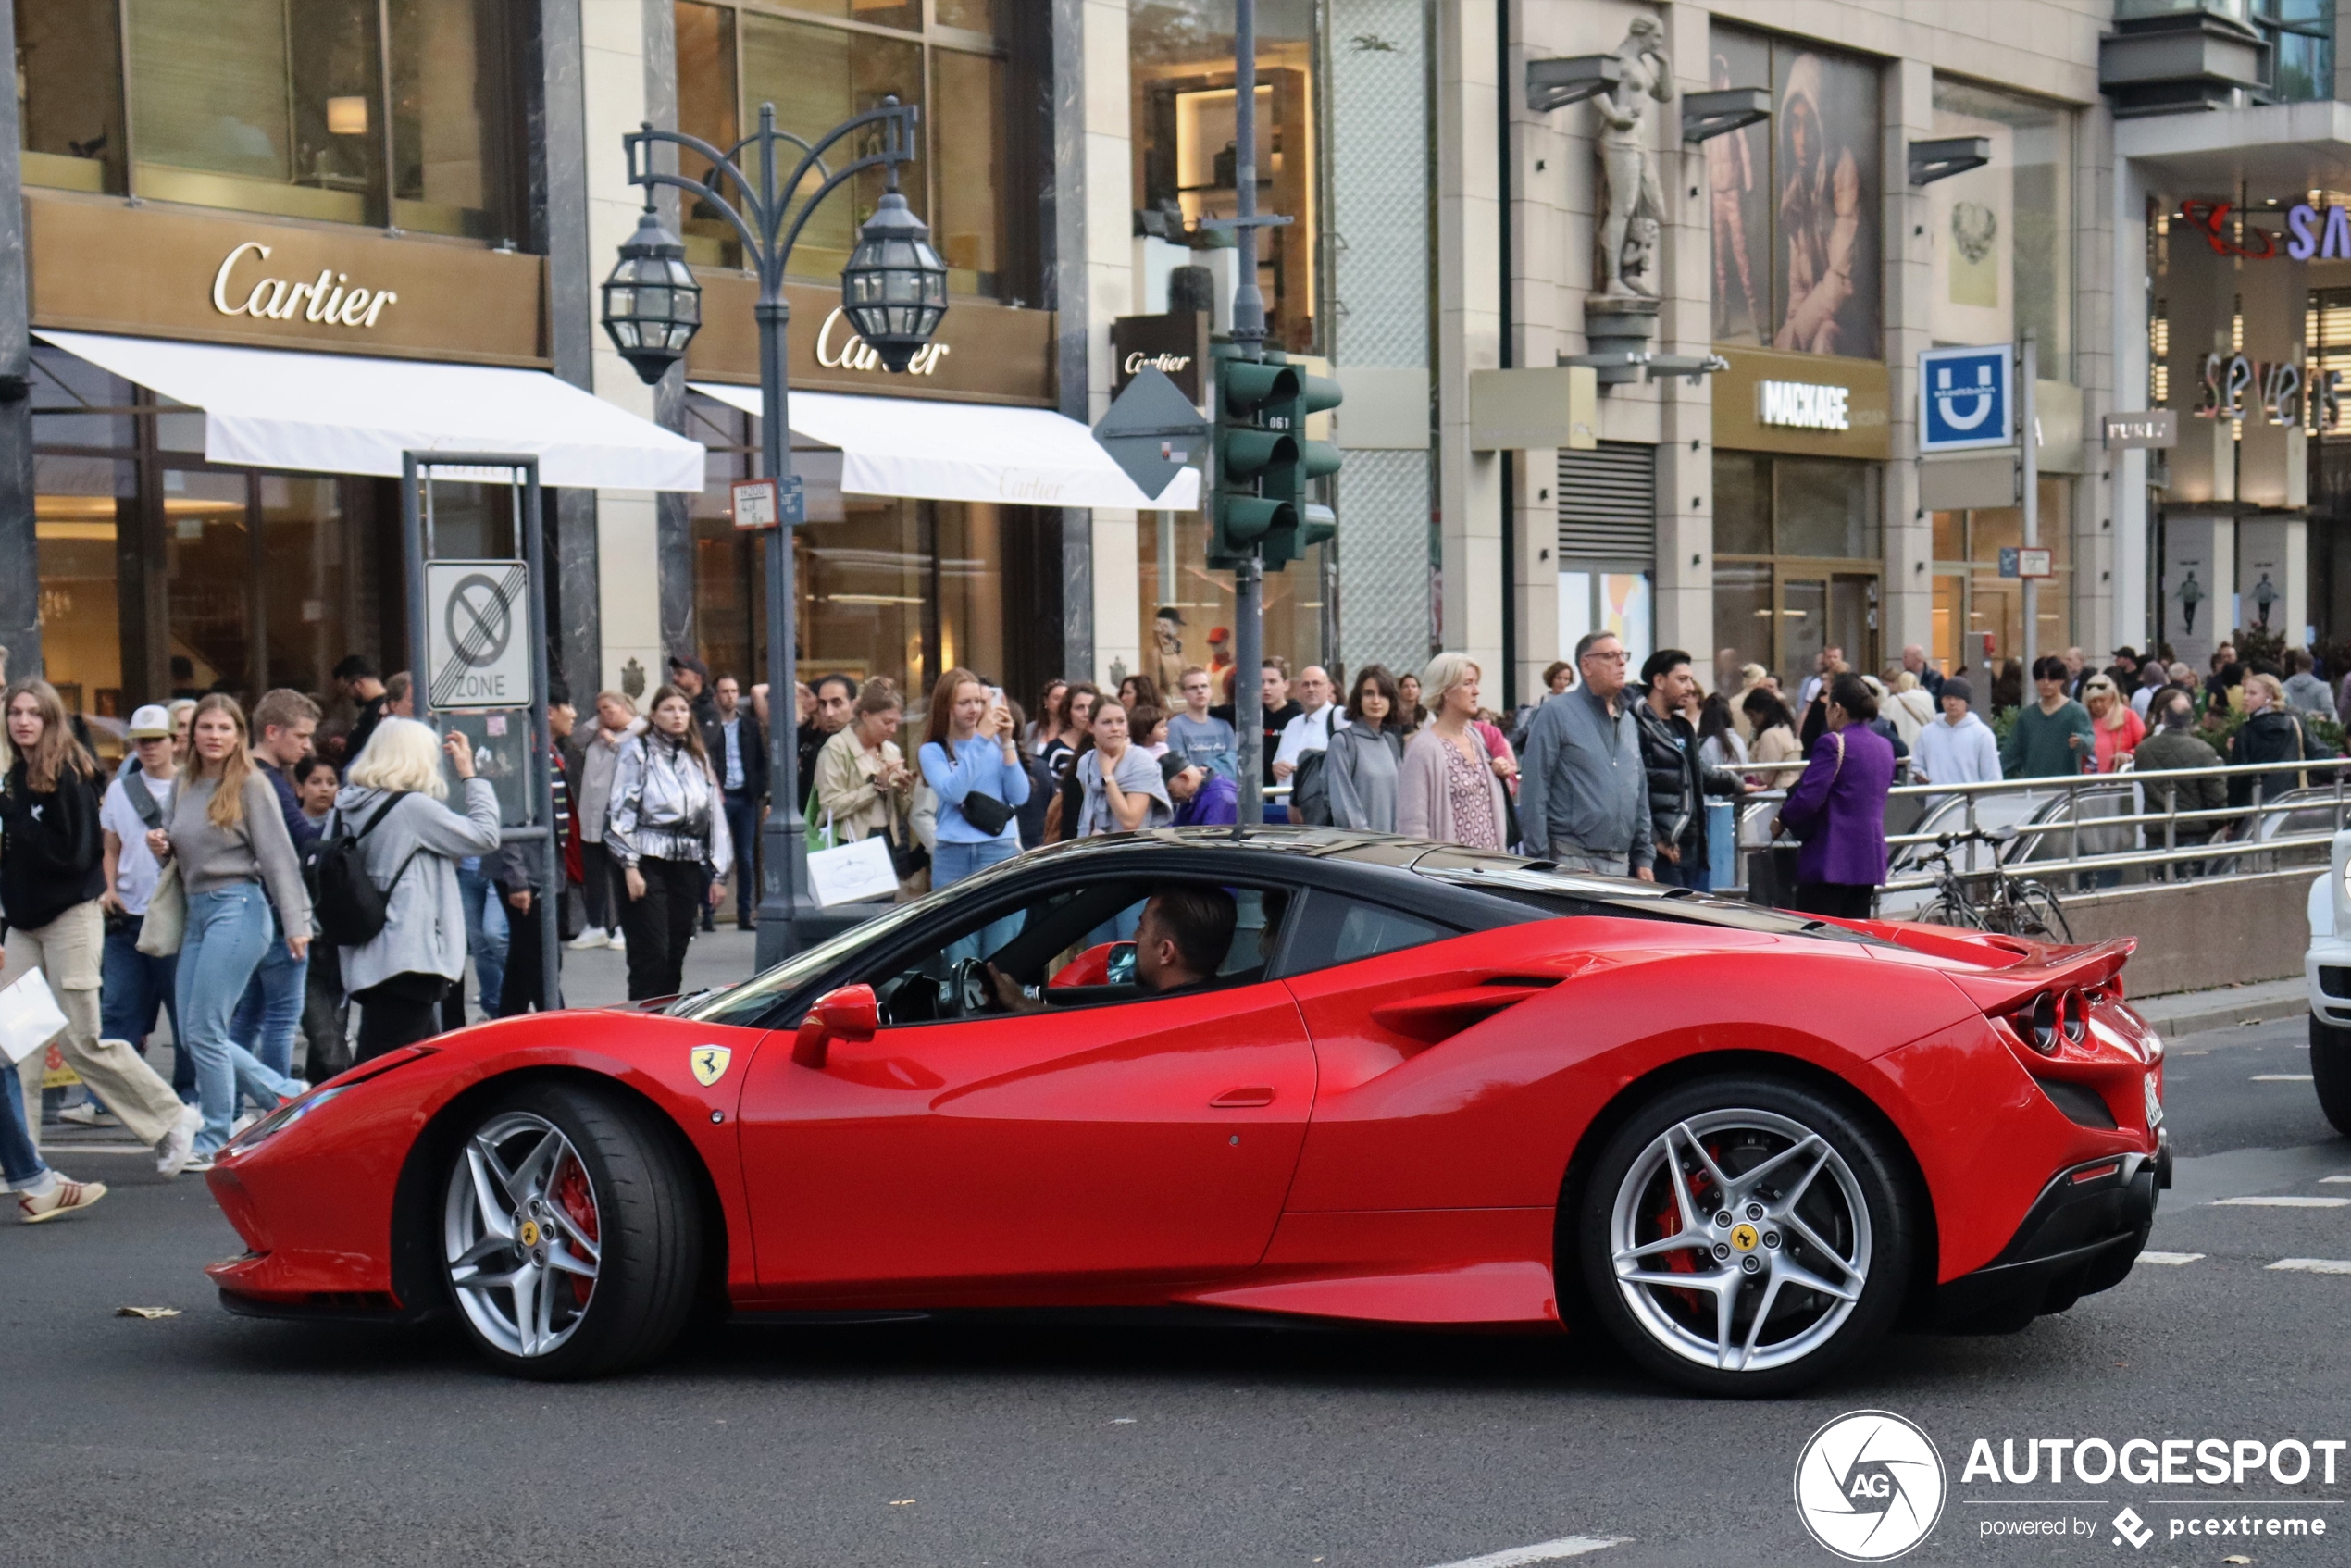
left=0, top=967, right=70, bottom=1065
left=805, top=834, right=898, bottom=907
left=136, top=861, right=186, bottom=956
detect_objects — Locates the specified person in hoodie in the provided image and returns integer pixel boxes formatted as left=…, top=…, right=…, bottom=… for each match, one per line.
left=1909, top=678, right=2001, bottom=803
left=2228, top=672, right=2321, bottom=817
left=330, top=717, right=504, bottom=1061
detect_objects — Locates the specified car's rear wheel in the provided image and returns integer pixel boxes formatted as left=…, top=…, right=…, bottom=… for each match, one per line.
left=1572, top=1076, right=1916, bottom=1398
left=2313, top=1016, right=2351, bottom=1139
left=441, top=1082, right=701, bottom=1379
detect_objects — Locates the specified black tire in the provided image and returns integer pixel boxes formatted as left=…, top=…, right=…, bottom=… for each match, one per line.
left=2008, top=883, right=2072, bottom=943
left=2314, top=1016, right=2351, bottom=1139
left=438, top=1080, right=703, bottom=1379
left=1568, top=1074, right=1919, bottom=1398
left=1915, top=896, right=1977, bottom=930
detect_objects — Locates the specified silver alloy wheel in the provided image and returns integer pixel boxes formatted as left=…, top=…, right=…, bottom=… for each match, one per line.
left=1608, top=1108, right=1872, bottom=1374
left=443, top=1111, right=603, bottom=1358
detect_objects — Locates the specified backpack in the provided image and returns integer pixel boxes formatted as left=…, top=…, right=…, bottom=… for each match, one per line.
left=1290, top=747, right=1332, bottom=825
left=307, top=791, right=414, bottom=946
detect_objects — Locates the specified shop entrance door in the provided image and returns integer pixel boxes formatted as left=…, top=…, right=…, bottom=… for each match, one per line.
left=1777, top=575, right=1826, bottom=679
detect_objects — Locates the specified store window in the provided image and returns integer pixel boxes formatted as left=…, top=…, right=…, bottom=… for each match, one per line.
left=28, top=344, right=404, bottom=763
left=1710, top=454, right=1881, bottom=689
left=685, top=393, right=1056, bottom=718
left=16, top=0, right=522, bottom=242
left=1138, top=514, right=1325, bottom=703
left=1928, top=481, right=2074, bottom=680
left=1708, top=27, right=1880, bottom=358
left=674, top=1, right=1028, bottom=303
left=1130, top=0, right=1318, bottom=353
left=1929, top=79, right=2073, bottom=375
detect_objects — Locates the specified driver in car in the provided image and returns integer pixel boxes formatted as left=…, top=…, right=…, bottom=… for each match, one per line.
left=989, top=885, right=1237, bottom=1013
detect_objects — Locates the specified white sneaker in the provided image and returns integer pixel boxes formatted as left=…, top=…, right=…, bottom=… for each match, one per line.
left=181, top=1152, right=215, bottom=1175
left=230, top=1111, right=262, bottom=1139
left=19, top=1176, right=106, bottom=1223
left=59, top=1102, right=118, bottom=1128
left=567, top=928, right=608, bottom=951
left=155, top=1104, right=203, bottom=1178
left=606, top=929, right=628, bottom=950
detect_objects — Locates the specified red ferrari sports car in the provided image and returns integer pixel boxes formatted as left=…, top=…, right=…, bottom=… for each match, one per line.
left=205, top=830, right=2168, bottom=1396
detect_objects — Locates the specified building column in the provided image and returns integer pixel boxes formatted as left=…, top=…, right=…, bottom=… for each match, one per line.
left=1080, top=0, right=1136, bottom=687
left=1436, top=0, right=1503, bottom=672
left=2110, top=153, right=2152, bottom=653
left=1882, top=59, right=1934, bottom=667
left=641, top=0, right=697, bottom=670
left=0, top=0, right=42, bottom=679
left=580, top=0, right=665, bottom=700
left=1653, top=1, right=1716, bottom=674
left=2072, top=102, right=2120, bottom=663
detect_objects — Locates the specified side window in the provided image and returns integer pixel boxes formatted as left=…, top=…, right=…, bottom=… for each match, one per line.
left=1275, top=890, right=1460, bottom=978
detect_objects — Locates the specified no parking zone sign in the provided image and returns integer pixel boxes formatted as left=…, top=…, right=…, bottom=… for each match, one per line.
left=1919, top=344, right=2013, bottom=454
left=425, top=558, right=532, bottom=712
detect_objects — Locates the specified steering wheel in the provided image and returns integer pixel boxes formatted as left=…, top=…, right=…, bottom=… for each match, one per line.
left=938, top=957, right=996, bottom=1018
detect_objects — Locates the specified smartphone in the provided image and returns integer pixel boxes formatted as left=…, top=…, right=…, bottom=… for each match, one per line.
left=986, top=685, right=1005, bottom=706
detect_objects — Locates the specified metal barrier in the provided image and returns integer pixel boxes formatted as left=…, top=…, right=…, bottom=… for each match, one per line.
left=1726, top=753, right=2350, bottom=901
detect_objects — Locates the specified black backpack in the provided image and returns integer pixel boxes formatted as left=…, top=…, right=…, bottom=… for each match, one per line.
left=306, top=791, right=413, bottom=946
left=1290, top=747, right=1332, bottom=825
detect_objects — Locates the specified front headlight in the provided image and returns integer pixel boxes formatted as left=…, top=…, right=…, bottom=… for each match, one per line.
left=228, top=1086, right=349, bottom=1151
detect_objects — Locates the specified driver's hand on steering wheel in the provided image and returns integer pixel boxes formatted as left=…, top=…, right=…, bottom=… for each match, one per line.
left=985, top=963, right=1047, bottom=1014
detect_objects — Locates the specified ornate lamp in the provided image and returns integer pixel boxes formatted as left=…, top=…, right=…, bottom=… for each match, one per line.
left=840, top=191, right=948, bottom=372
left=601, top=206, right=703, bottom=385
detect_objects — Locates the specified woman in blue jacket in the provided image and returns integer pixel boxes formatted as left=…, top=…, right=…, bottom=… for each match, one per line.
left=918, top=666, right=1031, bottom=960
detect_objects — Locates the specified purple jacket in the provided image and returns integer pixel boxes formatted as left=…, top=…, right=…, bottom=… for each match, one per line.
left=1175, top=771, right=1238, bottom=827
left=1777, top=723, right=1893, bottom=888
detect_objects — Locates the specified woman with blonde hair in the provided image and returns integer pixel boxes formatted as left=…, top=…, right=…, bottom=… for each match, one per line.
left=5, top=678, right=198, bottom=1206
left=1884, top=669, right=1938, bottom=749
left=148, top=694, right=309, bottom=1164
left=330, top=716, right=503, bottom=1057
left=2081, top=671, right=2145, bottom=773
left=1398, top=653, right=1508, bottom=849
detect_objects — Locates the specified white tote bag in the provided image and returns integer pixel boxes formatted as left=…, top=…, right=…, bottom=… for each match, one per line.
left=805, top=833, right=899, bottom=907
left=0, top=967, right=70, bottom=1065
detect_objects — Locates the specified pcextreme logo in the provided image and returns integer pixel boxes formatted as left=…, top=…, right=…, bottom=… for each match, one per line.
left=1794, top=1410, right=1948, bottom=1561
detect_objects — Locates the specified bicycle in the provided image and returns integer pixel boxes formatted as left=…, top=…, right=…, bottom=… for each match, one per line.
left=1913, top=827, right=2073, bottom=943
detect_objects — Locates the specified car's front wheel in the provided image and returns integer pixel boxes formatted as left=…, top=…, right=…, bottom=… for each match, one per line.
left=1571, top=1076, right=1917, bottom=1398
left=441, top=1081, right=702, bottom=1379
left=2313, top=1016, right=2351, bottom=1139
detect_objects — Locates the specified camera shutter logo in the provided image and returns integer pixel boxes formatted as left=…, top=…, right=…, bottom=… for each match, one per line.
left=1792, top=1410, right=1946, bottom=1561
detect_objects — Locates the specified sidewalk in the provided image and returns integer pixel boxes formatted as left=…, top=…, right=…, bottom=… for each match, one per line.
left=560, top=925, right=761, bottom=1008
left=2128, top=976, right=2306, bottom=1038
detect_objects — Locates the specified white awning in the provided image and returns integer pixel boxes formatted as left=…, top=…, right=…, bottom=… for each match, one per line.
left=38, top=330, right=706, bottom=492
left=689, top=384, right=1200, bottom=511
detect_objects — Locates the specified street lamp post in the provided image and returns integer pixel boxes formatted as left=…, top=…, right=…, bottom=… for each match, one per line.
left=602, top=99, right=945, bottom=968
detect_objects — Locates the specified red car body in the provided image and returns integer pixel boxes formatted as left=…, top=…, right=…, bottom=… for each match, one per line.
left=206, top=834, right=2166, bottom=1365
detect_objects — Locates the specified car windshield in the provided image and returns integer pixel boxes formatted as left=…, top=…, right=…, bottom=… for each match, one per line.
left=673, top=871, right=984, bottom=1027
left=1415, top=857, right=1878, bottom=943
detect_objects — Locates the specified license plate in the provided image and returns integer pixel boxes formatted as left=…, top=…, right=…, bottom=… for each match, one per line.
left=2144, top=1072, right=2164, bottom=1129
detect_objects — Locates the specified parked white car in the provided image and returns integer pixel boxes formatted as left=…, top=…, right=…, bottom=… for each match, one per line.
left=2302, top=830, right=2351, bottom=1136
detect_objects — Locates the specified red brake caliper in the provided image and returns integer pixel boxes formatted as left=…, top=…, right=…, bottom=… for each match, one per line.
left=556, top=1160, right=600, bottom=1303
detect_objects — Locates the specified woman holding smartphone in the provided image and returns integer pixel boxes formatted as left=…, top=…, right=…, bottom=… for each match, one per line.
left=918, top=667, right=1029, bottom=959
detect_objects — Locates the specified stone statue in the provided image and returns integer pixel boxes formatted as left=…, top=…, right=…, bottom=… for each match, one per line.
left=1596, top=16, right=1673, bottom=300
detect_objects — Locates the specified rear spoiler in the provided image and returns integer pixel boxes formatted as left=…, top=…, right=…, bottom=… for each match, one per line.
left=1939, top=937, right=2137, bottom=1014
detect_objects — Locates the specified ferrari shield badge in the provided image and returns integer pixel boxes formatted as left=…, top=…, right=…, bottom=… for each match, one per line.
left=690, top=1045, right=732, bottom=1087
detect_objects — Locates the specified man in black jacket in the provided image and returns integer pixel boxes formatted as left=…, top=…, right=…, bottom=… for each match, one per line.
left=1634, top=648, right=1747, bottom=890
left=492, top=683, right=577, bottom=1015
left=703, top=674, right=768, bottom=931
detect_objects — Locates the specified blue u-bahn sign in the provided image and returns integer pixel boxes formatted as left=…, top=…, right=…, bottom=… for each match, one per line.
left=1919, top=344, right=2013, bottom=454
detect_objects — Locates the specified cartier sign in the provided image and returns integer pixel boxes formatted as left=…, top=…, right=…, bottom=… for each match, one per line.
left=814, top=306, right=948, bottom=376
left=686, top=271, right=1054, bottom=405
left=211, top=241, right=398, bottom=329
left=1111, top=311, right=1209, bottom=404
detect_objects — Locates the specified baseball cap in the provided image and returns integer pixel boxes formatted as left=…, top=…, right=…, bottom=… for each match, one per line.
left=126, top=703, right=173, bottom=739
left=668, top=653, right=711, bottom=681
left=1208, top=625, right=1231, bottom=642
left=1155, top=604, right=1187, bottom=627
left=1160, top=753, right=1200, bottom=785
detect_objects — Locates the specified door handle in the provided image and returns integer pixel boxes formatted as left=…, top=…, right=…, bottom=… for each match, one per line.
left=1209, top=1086, right=1275, bottom=1108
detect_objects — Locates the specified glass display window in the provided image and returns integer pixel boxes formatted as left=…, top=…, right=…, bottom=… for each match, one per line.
left=1929, top=77, right=2073, bottom=376
left=1710, top=452, right=1882, bottom=682
left=1928, top=479, right=2074, bottom=678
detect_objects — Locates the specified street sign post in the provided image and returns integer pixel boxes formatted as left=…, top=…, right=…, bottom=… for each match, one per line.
left=402, top=453, right=559, bottom=1014
left=1092, top=365, right=1210, bottom=503
left=730, top=474, right=804, bottom=529
left=1919, top=344, right=2013, bottom=454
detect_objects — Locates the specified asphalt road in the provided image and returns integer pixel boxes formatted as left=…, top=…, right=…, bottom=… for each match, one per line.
left=5, top=1003, right=2347, bottom=1568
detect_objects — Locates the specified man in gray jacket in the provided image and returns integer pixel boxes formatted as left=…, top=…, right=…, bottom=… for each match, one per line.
left=1516, top=630, right=1655, bottom=879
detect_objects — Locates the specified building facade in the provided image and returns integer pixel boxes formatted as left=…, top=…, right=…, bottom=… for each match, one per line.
left=6, top=0, right=2346, bottom=761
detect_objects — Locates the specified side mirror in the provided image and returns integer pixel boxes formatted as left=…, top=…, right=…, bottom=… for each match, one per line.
left=791, top=983, right=880, bottom=1068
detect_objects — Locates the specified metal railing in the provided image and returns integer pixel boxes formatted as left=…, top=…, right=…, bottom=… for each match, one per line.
left=1725, top=753, right=2351, bottom=898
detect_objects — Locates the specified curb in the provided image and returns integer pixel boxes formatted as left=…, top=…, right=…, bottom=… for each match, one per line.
left=2130, top=981, right=2307, bottom=1040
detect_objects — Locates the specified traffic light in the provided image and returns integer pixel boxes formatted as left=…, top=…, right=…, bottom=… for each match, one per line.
left=1260, top=356, right=1343, bottom=568
left=1207, top=340, right=1299, bottom=569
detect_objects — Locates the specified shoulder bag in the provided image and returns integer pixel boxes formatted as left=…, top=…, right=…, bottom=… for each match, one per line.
left=135, top=779, right=185, bottom=957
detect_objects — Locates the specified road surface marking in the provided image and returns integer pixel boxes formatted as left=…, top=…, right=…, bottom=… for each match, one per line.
left=2268, top=1258, right=2351, bottom=1275
left=1424, top=1537, right=1630, bottom=1568
left=2211, top=1196, right=2351, bottom=1208
left=2323, top=1176, right=2351, bottom=1184
left=2252, top=1073, right=2316, bottom=1081
left=2138, top=1251, right=2205, bottom=1264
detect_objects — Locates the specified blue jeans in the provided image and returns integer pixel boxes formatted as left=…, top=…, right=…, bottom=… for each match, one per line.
left=456, top=862, right=508, bottom=1020
left=230, top=915, right=308, bottom=1080
left=723, top=790, right=759, bottom=926
left=0, top=1066, right=44, bottom=1189
left=100, top=918, right=181, bottom=1086
left=935, top=836, right=1022, bottom=962
left=177, top=885, right=307, bottom=1155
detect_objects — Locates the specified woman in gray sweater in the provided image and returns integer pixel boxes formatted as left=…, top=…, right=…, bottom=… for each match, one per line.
left=1325, top=665, right=1407, bottom=833
left=147, top=694, right=310, bottom=1164
left=329, top=718, right=504, bottom=1062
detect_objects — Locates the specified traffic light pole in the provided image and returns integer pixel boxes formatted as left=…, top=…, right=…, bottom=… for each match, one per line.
left=1230, top=0, right=1266, bottom=828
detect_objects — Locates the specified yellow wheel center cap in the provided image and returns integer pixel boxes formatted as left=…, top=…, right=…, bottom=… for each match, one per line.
left=1731, top=1223, right=1760, bottom=1252
left=518, top=1220, right=541, bottom=1248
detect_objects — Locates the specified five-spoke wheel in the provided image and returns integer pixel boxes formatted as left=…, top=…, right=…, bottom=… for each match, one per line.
left=1574, top=1076, right=1914, bottom=1396
left=438, top=1083, right=702, bottom=1378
